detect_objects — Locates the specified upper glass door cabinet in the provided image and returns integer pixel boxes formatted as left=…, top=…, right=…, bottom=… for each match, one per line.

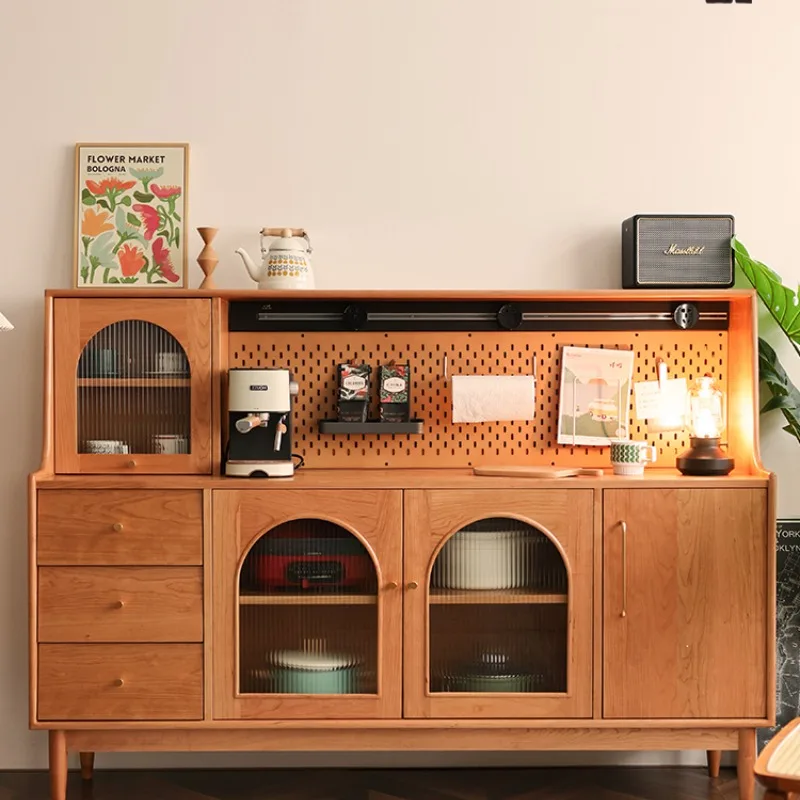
left=53, top=299, right=212, bottom=473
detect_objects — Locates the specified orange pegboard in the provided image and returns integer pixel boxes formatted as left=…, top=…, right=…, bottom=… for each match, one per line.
left=228, top=331, right=727, bottom=469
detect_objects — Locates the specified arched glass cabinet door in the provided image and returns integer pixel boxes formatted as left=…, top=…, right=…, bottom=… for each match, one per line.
left=53, top=298, right=212, bottom=473
left=404, top=489, right=594, bottom=719
left=213, top=490, right=403, bottom=720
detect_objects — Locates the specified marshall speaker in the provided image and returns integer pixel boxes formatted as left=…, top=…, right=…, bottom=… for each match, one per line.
left=622, top=214, right=735, bottom=288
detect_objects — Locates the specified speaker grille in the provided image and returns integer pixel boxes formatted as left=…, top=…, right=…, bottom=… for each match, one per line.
left=636, top=217, right=733, bottom=285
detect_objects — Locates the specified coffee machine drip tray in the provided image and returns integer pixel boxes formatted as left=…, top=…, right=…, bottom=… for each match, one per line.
left=226, top=460, right=295, bottom=478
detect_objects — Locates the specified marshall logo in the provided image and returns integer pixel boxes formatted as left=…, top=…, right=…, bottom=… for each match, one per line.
left=249, top=384, right=269, bottom=391
left=663, top=244, right=706, bottom=256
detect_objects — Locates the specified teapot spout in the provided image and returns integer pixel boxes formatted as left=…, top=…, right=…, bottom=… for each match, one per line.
left=235, top=247, right=263, bottom=284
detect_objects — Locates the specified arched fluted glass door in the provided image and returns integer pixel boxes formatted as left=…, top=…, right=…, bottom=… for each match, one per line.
left=429, top=517, right=568, bottom=694
left=77, top=320, right=191, bottom=455
left=238, top=518, right=379, bottom=695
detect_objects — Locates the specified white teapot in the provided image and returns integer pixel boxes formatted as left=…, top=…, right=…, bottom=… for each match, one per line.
left=235, top=228, right=314, bottom=290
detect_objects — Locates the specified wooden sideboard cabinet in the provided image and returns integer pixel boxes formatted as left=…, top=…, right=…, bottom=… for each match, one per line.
left=30, top=289, right=775, bottom=800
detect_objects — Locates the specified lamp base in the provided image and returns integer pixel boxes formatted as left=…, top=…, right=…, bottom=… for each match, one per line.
left=676, top=437, right=735, bottom=476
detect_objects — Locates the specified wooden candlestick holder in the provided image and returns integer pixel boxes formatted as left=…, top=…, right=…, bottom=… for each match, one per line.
left=196, top=227, right=219, bottom=289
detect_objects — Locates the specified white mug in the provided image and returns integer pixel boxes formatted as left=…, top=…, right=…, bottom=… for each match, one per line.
left=153, top=435, right=189, bottom=455
left=610, top=440, right=657, bottom=476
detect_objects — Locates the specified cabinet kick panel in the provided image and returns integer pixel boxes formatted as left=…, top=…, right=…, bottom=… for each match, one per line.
left=229, top=331, right=727, bottom=469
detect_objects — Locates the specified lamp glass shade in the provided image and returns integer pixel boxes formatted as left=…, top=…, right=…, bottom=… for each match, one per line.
left=687, top=374, right=724, bottom=438
left=0, top=310, right=12, bottom=332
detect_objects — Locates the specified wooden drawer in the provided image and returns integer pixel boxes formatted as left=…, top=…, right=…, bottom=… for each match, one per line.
left=38, top=644, right=203, bottom=721
left=38, top=567, right=203, bottom=643
left=38, top=490, right=203, bottom=565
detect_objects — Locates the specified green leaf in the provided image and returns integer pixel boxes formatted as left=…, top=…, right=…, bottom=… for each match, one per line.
left=174, top=227, right=180, bottom=249
left=119, top=195, right=132, bottom=207
left=757, top=337, right=800, bottom=446
left=108, top=277, right=120, bottom=284
left=734, top=237, right=800, bottom=344
left=173, top=212, right=181, bottom=222
left=97, top=198, right=110, bottom=210
left=81, top=188, right=95, bottom=205
left=127, top=213, right=141, bottom=227
left=133, top=191, right=154, bottom=203
left=156, top=229, right=169, bottom=239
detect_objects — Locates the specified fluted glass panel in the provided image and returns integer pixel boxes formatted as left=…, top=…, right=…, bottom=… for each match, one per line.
left=239, top=519, right=378, bottom=695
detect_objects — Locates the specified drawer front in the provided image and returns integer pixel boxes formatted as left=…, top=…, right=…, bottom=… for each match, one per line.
left=38, top=644, right=203, bottom=721
left=38, top=490, right=203, bottom=565
left=38, top=567, right=203, bottom=643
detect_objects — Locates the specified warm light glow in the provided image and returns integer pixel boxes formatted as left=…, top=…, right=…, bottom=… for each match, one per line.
left=687, top=374, right=725, bottom=439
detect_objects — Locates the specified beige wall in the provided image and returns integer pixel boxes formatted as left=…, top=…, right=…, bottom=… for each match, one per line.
left=1, top=0, right=798, bottom=770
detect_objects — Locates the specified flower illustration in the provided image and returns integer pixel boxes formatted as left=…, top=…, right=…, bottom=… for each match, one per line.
left=132, top=203, right=161, bottom=240
left=81, top=208, right=114, bottom=238
left=151, top=183, right=181, bottom=200
left=85, top=177, right=136, bottom=212
left=86, top=177, right=136, bottom=195
left=152, top=237, right=180, bottom=283
left=129, top=166, right=163, bottom=191
left=117, top=244, right=146, bottom=277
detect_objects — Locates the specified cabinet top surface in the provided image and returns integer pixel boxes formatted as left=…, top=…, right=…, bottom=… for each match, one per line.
left=31, top=468, right=770, bottom=490
left=44, top=288, right=757, bottom=302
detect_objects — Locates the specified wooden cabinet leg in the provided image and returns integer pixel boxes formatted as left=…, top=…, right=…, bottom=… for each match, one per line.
left=48, top=731, right=67, bottom=800
left=737, top=728, right=756, bottom=800
left=707, top=749, right=722, bottom=778
left=79, top=752, right=95, bottom=781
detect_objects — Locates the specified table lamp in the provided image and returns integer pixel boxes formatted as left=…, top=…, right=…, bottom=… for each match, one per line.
left=0, top=310, right=12, bottom=332
left=676, top=373, right=734, bottom=476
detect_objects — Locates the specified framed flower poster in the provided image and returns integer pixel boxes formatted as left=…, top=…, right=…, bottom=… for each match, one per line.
left=74, top=143, right=189, bottom=287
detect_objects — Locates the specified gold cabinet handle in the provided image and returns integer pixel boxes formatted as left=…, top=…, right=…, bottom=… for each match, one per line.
left=384, top=581, right=399, bottom=590
left=113, top=678, right=124, bottom=688
left=126, top=460, right=137, bottom=469
left=406, top=581, right=419, bottom=590
left=620, top=520, right=628, bottom=618
left=111, top=522, right=124, bottom=532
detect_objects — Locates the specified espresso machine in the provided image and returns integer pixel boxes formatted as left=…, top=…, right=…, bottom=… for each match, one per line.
left=225, top=368, right=299, bottom=477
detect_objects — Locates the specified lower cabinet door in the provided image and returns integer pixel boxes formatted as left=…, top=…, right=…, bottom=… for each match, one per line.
left=38, top=643, right=203, bottom=720
left=404, top=489, right=594, bottom=719
left=603, top=488, right=768, bottom=719
left=212, top=489, right=403, bottom=719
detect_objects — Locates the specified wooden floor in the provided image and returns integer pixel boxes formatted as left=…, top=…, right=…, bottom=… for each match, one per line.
left=0, top=766, right=763, bottom=799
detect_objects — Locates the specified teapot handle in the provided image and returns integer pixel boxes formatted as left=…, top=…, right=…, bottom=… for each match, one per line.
left=259, top=228, right=312, bottom=255
left=260, top=227, right=306, bottom=237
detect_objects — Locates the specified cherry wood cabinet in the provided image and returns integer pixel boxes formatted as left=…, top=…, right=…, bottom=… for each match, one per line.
left=30, top=289, right=773, bottom=800
left=603, top=488, right=769, bottom=719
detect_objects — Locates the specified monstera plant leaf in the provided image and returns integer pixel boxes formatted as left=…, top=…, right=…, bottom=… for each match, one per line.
left=733, top=237, right=800, bottom=444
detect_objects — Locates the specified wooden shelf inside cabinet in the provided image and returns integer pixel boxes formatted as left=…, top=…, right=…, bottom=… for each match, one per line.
left=318, top=420, right=424, bottom=435
left=239, top=593, right=378, bottom=606
left=78, top=378, right=192, bottom=387
left=429, top=589, right=569, bottom=605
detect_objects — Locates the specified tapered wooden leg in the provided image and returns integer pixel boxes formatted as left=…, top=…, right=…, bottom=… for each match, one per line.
left=79, top=751, right=95, bottom=781
left=707, top=749, right=722, bottom=778
left=49, top=730, right=67, bottom=800
left=738, top=728, right=756, bottom=800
